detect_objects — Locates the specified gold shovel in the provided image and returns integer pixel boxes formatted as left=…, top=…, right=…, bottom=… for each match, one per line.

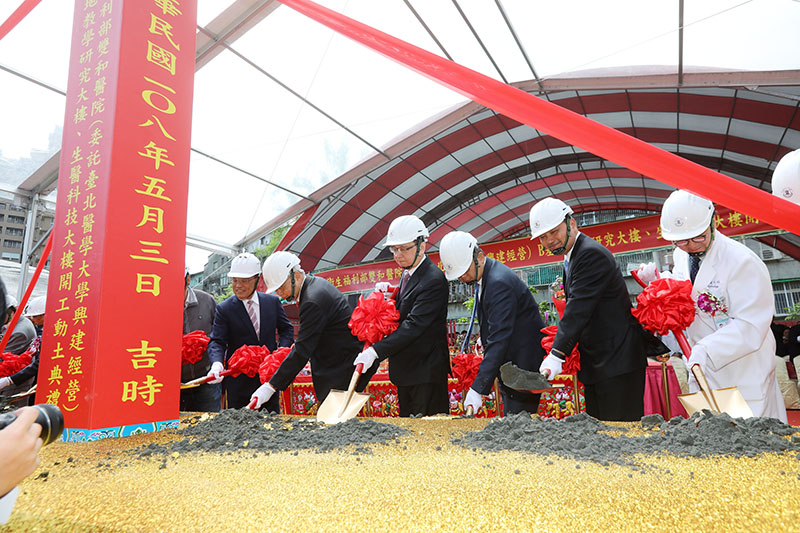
left=678, top=363, right=753, bottom=419
left=317, top=363, right=370, bottom=424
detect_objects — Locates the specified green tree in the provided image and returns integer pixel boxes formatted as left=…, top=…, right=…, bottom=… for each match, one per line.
left=787, top=301, right=800, bottom=320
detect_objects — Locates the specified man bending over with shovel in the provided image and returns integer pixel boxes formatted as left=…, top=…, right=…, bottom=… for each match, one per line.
left=639, top=190, right=786, bottom=422
left=250, top=252, right=374, bottom=410
left=439, top=231, right=547, bottom=415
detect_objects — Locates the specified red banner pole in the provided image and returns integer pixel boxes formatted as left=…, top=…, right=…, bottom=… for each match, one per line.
left=0, top=233, right=52, bottom=355
left=0, top=0, right=42, bottom=41
left=279, top=0, right=800, bottom=236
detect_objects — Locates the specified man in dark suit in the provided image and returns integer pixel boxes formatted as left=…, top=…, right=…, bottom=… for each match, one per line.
left=181, top=268, right=219, bottom=412
left=354, top=215, right=450, bottom=417
left=206, top=253, right=293, bottom=410
left=250, top=251, right=372, bottom=408
left=531, top=197, right=647, bottom=421
left=439, top=231, right=547, bottom=415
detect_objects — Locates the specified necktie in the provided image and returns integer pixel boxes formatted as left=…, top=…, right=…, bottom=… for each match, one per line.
left=398, top=270, right=410, bottom=297
left=246, top=299, right=259, bottom=334
left=689, top=256, right=701, bottom=284
left=564, top=258, right=569, bottom=280
left=460, top=284, right=480, bottom=354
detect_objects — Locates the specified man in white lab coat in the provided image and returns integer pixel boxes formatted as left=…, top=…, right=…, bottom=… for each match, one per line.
left=658, top=190, right=786, bottom=422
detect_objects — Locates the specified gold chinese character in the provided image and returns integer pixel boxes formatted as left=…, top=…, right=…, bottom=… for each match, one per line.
left=70, top=329, right=86, bottom=351
left=48, top=365, right=64, bottom=385
left=148, top=14, right=180, bottom=51
left=54, top=318, right=68, bottom=337
left=130, top=241, right=168, bottom=264
left=73, top=306, right=88, bottom=325
left=135, top=274, right=161, bottom=296
left=127, top=340, right=162, bottom=370
left=135, top=176, right=172, bottom=201
left=146, top=41, right=176, bottom=75
left=68, top=357, right=83, bottom=375
left=137, top=206, right=164, bottom=233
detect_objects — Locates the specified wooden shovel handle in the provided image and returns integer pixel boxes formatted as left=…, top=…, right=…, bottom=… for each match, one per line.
left=690, top=364, right=721, bottom=413
left=337, top=363, right=364, bottom=418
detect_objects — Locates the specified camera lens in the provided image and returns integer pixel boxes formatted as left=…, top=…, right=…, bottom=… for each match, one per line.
left=0, top=404, right=64, bottom=445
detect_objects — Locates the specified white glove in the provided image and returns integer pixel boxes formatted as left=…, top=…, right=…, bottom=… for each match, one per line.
left=250, top=383, right=275, bottom=409
left=354, top=346, right=378, bottom=369
left=539, top=353, right=564, bottom=379
left=0, top=376, right=12, bottom=390
left=635, top=262, right=659, bottom=284
left=206, top=361, right=224, bottom=384
left=464, top=388, right=482, bottom=414
left=687, top=346, right=708, bottom=371
left=375, top=282, right=391, bottom=292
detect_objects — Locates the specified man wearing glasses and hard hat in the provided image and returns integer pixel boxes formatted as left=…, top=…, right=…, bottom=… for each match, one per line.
left=354, top=215, right=450, bottom=417
left=650, top=190, right=786, bottom=422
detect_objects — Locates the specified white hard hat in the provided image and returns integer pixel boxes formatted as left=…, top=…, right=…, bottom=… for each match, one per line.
left=24, top=295, right=46, bottom=317
left=529, top=197, right=573, bottom=239
left=5, top=295, right=17, bottom=308
left=660, top=190, right=714, bottom=241
left=439, top=231, right=478, bottom=281
left=384, top=215, right=429, bottom=247
left=262, top=251, right=301, bottom=293
left=228, top=252, right=261, bottom=278
left=772, top=148, right=800, bottom=205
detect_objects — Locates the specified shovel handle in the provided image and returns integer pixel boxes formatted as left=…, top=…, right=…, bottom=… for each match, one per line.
left=336, top=363, right=364, bottom=419
left=690, top=364, right=721, bottom=413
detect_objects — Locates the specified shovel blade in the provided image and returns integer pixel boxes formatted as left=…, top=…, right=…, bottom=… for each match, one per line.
left=678, top=386, right=754, bottom=419
left=316, top=389, right=370, bottom=425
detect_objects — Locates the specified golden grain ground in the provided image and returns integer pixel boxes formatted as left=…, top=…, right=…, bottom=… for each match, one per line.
left=2, top=416, right=799, bottom=532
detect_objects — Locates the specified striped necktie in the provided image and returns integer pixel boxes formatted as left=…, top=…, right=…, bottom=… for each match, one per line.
left=689, top=256, right=701, bottom=285
left=246, top=299, right=259, bottom=334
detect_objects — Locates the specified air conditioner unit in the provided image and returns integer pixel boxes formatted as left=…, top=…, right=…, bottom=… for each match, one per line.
left=759, top=243, right=782, bottom=261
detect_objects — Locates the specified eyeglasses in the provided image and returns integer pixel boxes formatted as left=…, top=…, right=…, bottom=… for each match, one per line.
left=390, top=243, right=417, bottom=255
left=672, top=234, right=708, bottom=247
left=231, top=276, right=257, bottom=285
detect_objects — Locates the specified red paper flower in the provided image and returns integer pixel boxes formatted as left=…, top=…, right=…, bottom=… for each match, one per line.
left=259, top=345, right=293, bottom=384
left=631, top=277, right=695, bottom=336
left=181, top=330, right=210, bottom=365
left=540, top=326, right=580, bottom=374
left=348, top=292, right=400, bottom=346
left=451, top=351, right=482, bottom=391
left=0, top=351, right=33, bottom=377
left=226, top=345, right=269, bottom=378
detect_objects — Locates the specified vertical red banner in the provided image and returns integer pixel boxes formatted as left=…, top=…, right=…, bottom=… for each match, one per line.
left=38, top=0, right=196, bottom=439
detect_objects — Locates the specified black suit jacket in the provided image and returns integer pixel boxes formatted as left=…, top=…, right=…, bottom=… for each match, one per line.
left=472, top=258, right=546, bottom=395
left=372, top=256, right=450, bottom=387
left=208, top=291, right=294, bottom=408
left=553, top=233, right=646, bottom=384
left=269, top=276, right=368, bottom=402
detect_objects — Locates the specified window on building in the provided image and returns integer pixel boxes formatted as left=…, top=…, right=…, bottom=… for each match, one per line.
left=773, top=280, right=800, bottom=317
left=0, top=203, right=6, bottom=210
left=0, top=214, right=4, bottom=221
left=7, top=215, right=25, bottom=224
left=3, top=240, right=22, bottom=248
left=1, top=252, right=20, bottom=261
left=5, top=227, right=23, bottom=236
left=9, top=205, right=25, bottom=212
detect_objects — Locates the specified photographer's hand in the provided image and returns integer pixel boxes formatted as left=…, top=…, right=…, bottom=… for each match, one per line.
left=0, top=407, right=43, bottom=497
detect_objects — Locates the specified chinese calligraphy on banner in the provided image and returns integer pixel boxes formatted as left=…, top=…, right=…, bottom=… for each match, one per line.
left=37, top=0, right=196, bottom=441
left=315, top=207, right=772, bottom=293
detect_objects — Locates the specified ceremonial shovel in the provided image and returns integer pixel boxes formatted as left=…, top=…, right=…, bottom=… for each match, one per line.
left=499, top=362, right=564, bottom=394
left=678, top=363, right=752, bottom=418
left=0, top=384, right=37, bottom=405
left=317, top=363, right=370, bottom=424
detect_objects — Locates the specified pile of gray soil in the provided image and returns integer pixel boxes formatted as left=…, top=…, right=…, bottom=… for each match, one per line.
left=453, top=411, right=800, bottom=468
left=136, top=409, right=407, bottom=458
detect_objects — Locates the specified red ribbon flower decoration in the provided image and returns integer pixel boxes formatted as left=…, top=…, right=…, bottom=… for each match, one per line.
left=348, top=292, right=401, bottom=347
left=540, top=326, right=580, bottom=374
left=259, top=345, right=293, bottom=384
left=225, top=345, right=269, bottom=378
left=451, top=351, right=483, bottom=391
left=181, top=330, right=210, bottom=365
left=631, top=277, right=695, bottom=356
left=0, top=351, right=33, bottom=377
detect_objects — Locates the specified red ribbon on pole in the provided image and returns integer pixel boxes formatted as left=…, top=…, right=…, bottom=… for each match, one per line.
left=279, top=0, right=800, bottom=235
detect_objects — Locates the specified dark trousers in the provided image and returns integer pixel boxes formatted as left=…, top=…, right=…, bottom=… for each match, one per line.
left=500, top=384, right=541, bottom=416
left=583, top=367, right=645, bottom=422
left=180, top=383, right=222, bottom=413
left=224, top=374, right=280, bottom=412
left=397, top=381, right=449, bottom=417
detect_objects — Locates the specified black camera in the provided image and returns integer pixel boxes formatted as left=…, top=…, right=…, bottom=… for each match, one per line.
left=0, top=404, right=64, bottom=445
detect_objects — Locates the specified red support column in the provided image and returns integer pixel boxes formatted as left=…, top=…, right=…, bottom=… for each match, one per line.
left=37, top=0, right=197, bottom=439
